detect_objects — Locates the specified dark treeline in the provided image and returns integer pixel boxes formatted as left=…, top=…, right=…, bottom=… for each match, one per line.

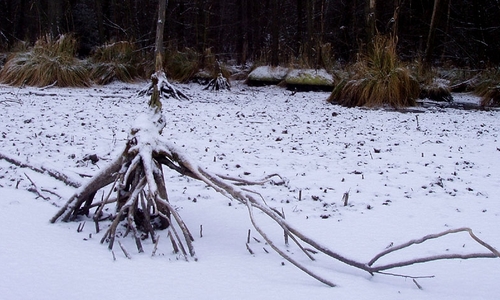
left=1, top=0, right=499, bottom=68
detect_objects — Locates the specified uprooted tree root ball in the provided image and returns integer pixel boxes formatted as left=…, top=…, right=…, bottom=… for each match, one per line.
left=47, top=0, right=499, bottom=287
left=50, top=108, right=500, bottom=287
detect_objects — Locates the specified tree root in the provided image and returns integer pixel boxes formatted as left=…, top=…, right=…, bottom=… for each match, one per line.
left=138, top=71, right=189, bottom=101
left=204, top=73, right=230, bottom=91
left=50, top=111, right=500, bottom=287
left=0, top=152, right=81, bottom=188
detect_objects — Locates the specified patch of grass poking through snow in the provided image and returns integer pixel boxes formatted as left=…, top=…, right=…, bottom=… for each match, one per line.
left=328, top=35, right=419, bottom=108
left=475, top=68, right=500, bottom=107
left=0, top=34, right=90, bottom=87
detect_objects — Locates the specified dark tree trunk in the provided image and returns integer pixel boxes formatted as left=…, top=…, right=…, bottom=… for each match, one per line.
left=236, top=0, right=249, bottom=65
left=305, top=0, right=314, bottom=64
left=424, top=0, right=442, bottom=67
left=155, top=0, right=167, bottom=72
left=48, top=0, right=62, bottom=36
left=270, top=0, right=279, bottom=66
left=94, top=0, right=105, bottom=44
left=296, top=0, right=305, bottom=57
left=366, top=0, right=377, bottom=43
left=391, top=0, right=402, bottom=37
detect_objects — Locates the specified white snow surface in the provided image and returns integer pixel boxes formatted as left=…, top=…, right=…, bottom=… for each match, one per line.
left=0, top=81, right=499, bottom=299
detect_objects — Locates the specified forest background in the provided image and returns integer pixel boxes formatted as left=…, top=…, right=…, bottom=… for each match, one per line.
left=1, top=0, right=499, bottom=70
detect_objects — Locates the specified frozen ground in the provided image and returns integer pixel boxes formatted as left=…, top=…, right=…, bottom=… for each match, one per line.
left=0, top=81, right=499, bottom=299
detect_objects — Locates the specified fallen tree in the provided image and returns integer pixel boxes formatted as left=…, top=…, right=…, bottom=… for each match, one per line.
left=47, top=0, right=499, bottom=288
left=48, top=115, right=499, bottom=286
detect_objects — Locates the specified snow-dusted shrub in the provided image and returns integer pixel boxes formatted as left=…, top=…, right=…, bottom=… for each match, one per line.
left=0, top=34, right=90, bottom=87
left=165, top=47, right=201, bottom=82
left=419, top=77, right=453, bottom=102
left=475, top=68, right=500, bottom=107
left=89, top=41, right=143, bottom=85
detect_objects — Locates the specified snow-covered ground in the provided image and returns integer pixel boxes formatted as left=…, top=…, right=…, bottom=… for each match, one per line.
left=0, top=81, right=499, bottom=299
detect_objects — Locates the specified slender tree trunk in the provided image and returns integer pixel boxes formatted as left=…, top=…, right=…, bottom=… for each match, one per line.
left=155, top=0, right=167, bottom=72
left=48, top=0, right=61, bottom=37
left=424, top=0, right=441, bottom=67
left=440, top=0, right=451, bottom=61
left=150, top=0, right=167, bottom=112
left=472, top=0, right=487, bottom=63
left=305, top=0, right=314, bottom=65
left=94, top=0, right=105, bottom=44
left=270, top=0, right=279, bottom=66
left=392, top=0, right=401, bottom=38
left=366, top=0, right=377, bottom=43
left=237, top=0, right=249, bottom=65
left=202, top=2, right=211, bottom=68
left=296, top=0, right=304, bottom=57
left=317, top=0, right=326, bottom=68
left=195, top=0, right=206, bottom=59
left=345, top=0, right=358, bottom=60
left=177, top=0, right=186, bottom=48
left=11, top=0, right=27, bottom=40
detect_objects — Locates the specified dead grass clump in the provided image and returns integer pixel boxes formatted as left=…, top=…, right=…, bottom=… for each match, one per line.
left=411, top=62, right=453, bottom=102
left=0, top=34, right=90, bottom=87
left=474, top=68, right=500, bottom=107
left=479, top=85, right=500, bottom=107
left=419, top=78, right=453, bottom=102
left=328, top=35, right=419, bottom=108
left=89, top=41, right=143, bottom=84
left=165, top=47, right=201, bottom=82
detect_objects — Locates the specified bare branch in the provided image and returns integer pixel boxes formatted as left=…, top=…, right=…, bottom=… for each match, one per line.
left=245, top=199, right=337, bottom=287
left=368, top=227, right=500, bottom=267
left=0, top=152, right=81, bottom=188
left=24, top=173, right=50, bottom=200
left=371, top=252, right=498, bottom=272
left=50, top=114, right=499, bottom=287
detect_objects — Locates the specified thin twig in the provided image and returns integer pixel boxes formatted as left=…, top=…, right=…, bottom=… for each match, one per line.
left=282, top=208, right=289, bottom=246
left=376, top=271, right=435, bottom=279
left=157, top=197, right=196, bottom=257
left=167, top=230, right=180, bottom=255
left=246, top=243, right=255, bottom=255
left=118, top=241, right=132, bottom=259
left=0, top=152, right=82, bottom=188
left=413, top=278, right=423, bottom=290
left=245, top=198, right=336, bottom=287
left=152, top=236, right=161, bottom=257
left=24, top=173, right=50, bottom=200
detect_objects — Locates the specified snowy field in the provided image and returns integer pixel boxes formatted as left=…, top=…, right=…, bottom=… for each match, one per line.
left=0, top=81, right=499, bottom=299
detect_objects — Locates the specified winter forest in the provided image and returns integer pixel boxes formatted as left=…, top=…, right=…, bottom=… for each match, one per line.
left=2, top=0, right=500, bottom=66
left=1, top=0, right=500, bottom=299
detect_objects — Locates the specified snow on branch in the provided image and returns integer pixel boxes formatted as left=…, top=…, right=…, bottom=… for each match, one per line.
left=46, top=107, right=499, bottom=287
